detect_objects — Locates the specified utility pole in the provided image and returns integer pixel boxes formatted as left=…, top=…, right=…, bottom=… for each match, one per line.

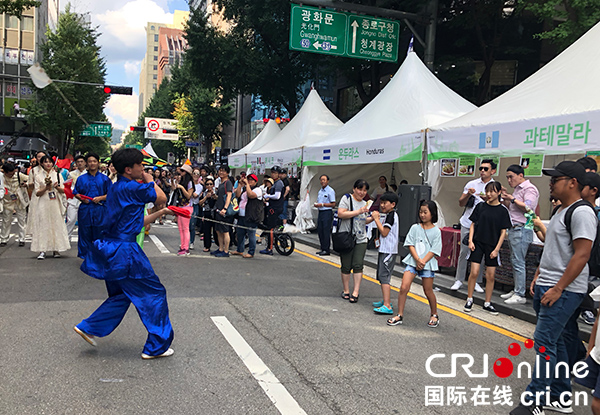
left=424, top=0, right=438, bottom=70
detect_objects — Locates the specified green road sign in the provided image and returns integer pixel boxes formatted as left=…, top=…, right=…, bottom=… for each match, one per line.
left=125, top=144, right=143, bottom=149
left=346, top=15, right=400, bottom=62
left=80, top=123, right=112, bottom=138
left=289, top=5, right=400, bottom=63
left=289, top=5, right=347, bottom=56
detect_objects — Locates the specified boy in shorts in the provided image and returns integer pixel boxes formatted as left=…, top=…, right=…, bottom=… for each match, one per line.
left=371, top=192, right=399, bottom=314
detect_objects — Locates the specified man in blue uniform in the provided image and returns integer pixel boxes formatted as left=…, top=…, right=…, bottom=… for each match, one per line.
left=73, top=152, right=112, bottom=258
left=74, top=148, right=174, bottom=360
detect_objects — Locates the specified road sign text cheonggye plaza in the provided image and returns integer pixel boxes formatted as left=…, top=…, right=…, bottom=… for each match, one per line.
left=144, top=117, right=178, bottom=141
left=289, top=4, right=400, bottom=63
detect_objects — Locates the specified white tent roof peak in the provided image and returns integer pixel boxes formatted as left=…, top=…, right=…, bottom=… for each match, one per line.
left=434, top=21, right=600, bottom=131
left=251, top=89, right=343, bottom=154
left=318, top=52, right=476, bottom=146
left=230, top=119, right=280, bottom=157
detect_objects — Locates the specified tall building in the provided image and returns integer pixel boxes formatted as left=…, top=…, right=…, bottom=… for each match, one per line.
left=157, top=27, right=187, bottom=87
left=138, top=10, right=189, bottom=115
left=0, top=0, right=58, bottom=115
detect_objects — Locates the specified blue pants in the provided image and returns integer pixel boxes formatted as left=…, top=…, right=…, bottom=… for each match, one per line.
left=317, top=210, right=333, bottom=253
left=525, top=285, right=584, bottom=404
left=279, top=199, right=289, bottom=221
left=190, top=204, right=200, bottom=245
left=78, top=225, right=103, bottom=259
left=237, top=216, right=257, bottom=255
left=507, top=227, right=533, bottom=297
left=77, top=274, right=174, bottom=356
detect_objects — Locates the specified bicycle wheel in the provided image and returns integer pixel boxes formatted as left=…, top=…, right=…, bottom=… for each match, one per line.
left=274, top=233, right=295, bottom=256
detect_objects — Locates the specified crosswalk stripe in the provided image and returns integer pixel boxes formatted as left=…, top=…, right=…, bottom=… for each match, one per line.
left=211, top=316, right=307, bottom=415
left=149, top=234, right=170, bottom=254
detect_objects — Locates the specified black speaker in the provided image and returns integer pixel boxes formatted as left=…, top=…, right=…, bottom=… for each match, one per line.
left=397, top=184, right=432, bottom=257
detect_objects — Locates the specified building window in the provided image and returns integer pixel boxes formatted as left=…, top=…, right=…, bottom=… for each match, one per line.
left=153, top=74, right=157, bottom=80
left=154, top=46, right=158, bottom=52
left=153, top=65, right=158, bottom=71
left=151, top=25, right=155, bottom=30
left=21, top=16, right=33, bottom=31
left=153, top=84, right=157, bottom=90
left=5, top=15, right=19, bottom=29
left=154, top=34, right=159, bottom=42
left=153, top=55, right=158, bottom=61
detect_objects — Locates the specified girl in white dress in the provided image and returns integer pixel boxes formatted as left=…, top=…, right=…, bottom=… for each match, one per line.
left=27, top=155, right=70, bottom=259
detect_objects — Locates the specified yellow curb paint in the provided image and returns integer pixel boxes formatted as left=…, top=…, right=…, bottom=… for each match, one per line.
left=296, top=248, right=528, bottom=343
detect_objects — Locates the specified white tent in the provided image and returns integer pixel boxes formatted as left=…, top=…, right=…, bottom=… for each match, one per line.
left=429, top=21, right=600, bottom=159
left=228, top=119, right=280, bottom=169
left=296, top=52, right=477, bottom=230
left=303, top=52, right=477, bottom=167
left=247, top=89, right=343, bottom=170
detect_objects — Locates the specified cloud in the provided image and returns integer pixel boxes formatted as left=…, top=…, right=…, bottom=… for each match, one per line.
left=105, top=93, right=140, bottom=131
left=124, top=60, right=142, bottom=78
left=94, top=0, right=174, bottom=63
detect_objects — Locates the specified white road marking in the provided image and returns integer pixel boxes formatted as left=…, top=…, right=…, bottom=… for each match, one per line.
left=211, top=316, right=307, bottom=415
left=149, top=234, right=170, bottom=254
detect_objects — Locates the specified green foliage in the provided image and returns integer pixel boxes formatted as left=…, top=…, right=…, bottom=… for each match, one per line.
left=0, top=0, right=40, bottom=18
left=73, top=136, right=111, bottom=157
left=28, top=4, right=107, bottom=156
left=524, top=0, right=600, bottom=50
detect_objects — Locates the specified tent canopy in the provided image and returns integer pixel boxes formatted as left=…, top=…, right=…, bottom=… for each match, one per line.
left=303, top=52, right=477, bottom=166
left=228, top=119, right=280, bottom=169
left=248, top=89, right=343, bottom=167
left=429, top=21, right=600, bottom=159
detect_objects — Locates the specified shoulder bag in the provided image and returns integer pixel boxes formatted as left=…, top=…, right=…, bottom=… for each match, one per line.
left=332, top=194, right=356, bottom=253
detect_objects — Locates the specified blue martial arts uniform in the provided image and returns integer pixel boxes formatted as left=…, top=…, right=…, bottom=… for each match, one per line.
left=73, top=171, right=112, bottom=258
left=77, top=176, right=173, bottom=356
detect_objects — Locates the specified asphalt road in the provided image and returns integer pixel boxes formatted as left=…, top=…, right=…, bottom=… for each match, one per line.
left=0, top=220, right=592, bottom=414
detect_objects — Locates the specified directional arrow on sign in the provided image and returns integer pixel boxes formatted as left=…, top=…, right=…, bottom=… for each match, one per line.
left=313, top=41, right=322, bottom=49
left=351, top=20, right=359, bottom=53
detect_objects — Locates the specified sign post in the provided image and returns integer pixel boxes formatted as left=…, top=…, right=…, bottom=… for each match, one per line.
left=144, top=118, right=178, bottom=140
left=289, top=4, right=400, bottom=63
left=80, top=122, right=112, bottom=138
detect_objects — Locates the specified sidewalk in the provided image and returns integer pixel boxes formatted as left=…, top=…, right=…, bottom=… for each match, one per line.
left=294, top=230, right=594, bottom=342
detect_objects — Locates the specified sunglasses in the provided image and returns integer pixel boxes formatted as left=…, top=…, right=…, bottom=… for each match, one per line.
left=479, top=166, right=489, bottom=172
left=550, top=176, right=570, bottom=185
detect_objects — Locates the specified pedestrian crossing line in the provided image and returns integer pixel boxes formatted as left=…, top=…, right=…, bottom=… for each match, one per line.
left=211, top=316, right=308, bottom=415
left=295, top=248, right=528, bottom=343
left=149, top=234, right=170, bottom=254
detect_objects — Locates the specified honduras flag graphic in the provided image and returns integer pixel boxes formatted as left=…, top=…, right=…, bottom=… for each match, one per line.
left=479, top=131, right=499, bottom=149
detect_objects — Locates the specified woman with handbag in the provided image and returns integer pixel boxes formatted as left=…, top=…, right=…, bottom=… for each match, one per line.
left=26, top=155, right=70, bottom=259
left=171, top=165, right=194, bottom=256
left=337, top=179, right=371, bottom=303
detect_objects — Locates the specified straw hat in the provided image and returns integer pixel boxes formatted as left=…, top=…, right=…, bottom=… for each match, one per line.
left=181, top=164, right=193, bottom=175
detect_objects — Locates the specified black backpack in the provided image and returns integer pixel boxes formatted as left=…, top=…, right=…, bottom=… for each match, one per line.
left=564, top=200, right=600, bottom=277
left=245, top=186, right=264, bottom=223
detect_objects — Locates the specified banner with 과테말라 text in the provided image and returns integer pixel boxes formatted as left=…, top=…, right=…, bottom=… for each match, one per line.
left=428, top=112, right=599, bottom=160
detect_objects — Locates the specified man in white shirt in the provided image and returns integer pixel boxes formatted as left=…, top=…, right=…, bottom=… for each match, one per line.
left=451, top=159, right=497, bottom=292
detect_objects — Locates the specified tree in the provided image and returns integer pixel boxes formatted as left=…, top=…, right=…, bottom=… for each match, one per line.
left=524, top=0, right=600, bottom=50
left=0, top=0, right=40, bottom=18
left=28, top=4, right=107, bottom=156
left=73, top=135, right=111, bottom=157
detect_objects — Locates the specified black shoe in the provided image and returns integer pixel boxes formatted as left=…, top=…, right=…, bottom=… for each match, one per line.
left=18, top=241, right=25, bottom=247
left=483, top=303, right=499, bottom=315
left=509, top=403, right=545, bottom=415
left=316, top=250, right=324, bottom=255
left=318, top=251, right=330, bottom=256
left=0, top=242, right=6, bottom=247
left=542, top=400, right=572, bottom=414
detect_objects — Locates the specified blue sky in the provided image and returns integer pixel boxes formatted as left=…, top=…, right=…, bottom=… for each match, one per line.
left=68, top=0, right=190, bottom=136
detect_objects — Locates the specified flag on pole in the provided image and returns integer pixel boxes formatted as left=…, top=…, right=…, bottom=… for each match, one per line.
left=184, top=159, right=192, bottom=165
left=407, top=36, right=414, bottom=55
left=142, top=142, right=159, bottom=158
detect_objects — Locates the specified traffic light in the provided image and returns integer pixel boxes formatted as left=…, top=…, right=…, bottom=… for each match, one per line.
left=130, top=126, right=145, bottom=132
left=103, top=85, right=133, bottom=95
left=162, top=129, right=178, bottom=134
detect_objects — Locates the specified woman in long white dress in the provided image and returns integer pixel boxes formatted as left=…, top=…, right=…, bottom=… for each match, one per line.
left=27, top=155, right=70, bottom=259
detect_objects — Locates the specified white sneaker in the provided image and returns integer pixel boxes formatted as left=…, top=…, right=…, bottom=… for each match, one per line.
left=504, top=294, right=527, bottom=304
left=142, top=348, right=174, bottom=360
left=189, top=243, right=194, bottom=250
left=37, top=252, right=45, bottom=260
left=450, top=280, right=463, bottom=290
left=474, top=283, right=484, bottom=293
left=500, top=290, right=515, bottom=299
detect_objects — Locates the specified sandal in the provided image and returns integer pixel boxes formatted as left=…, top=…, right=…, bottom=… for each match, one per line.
left=341, top=292, right=350, bottom=300
left=203, top=248, right=210, bottom=252
left=349, top=294, right=359, bottom=303
left=387, top=314, right=403, bottom=326
left=428, top=314, right=439, bottom=328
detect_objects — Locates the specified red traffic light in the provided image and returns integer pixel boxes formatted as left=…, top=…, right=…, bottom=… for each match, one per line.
left=103, top=85, right=133, bottom=95
left=104, top=86, right=111, bottom=94
left=129, top=126, right=145, bottom=132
